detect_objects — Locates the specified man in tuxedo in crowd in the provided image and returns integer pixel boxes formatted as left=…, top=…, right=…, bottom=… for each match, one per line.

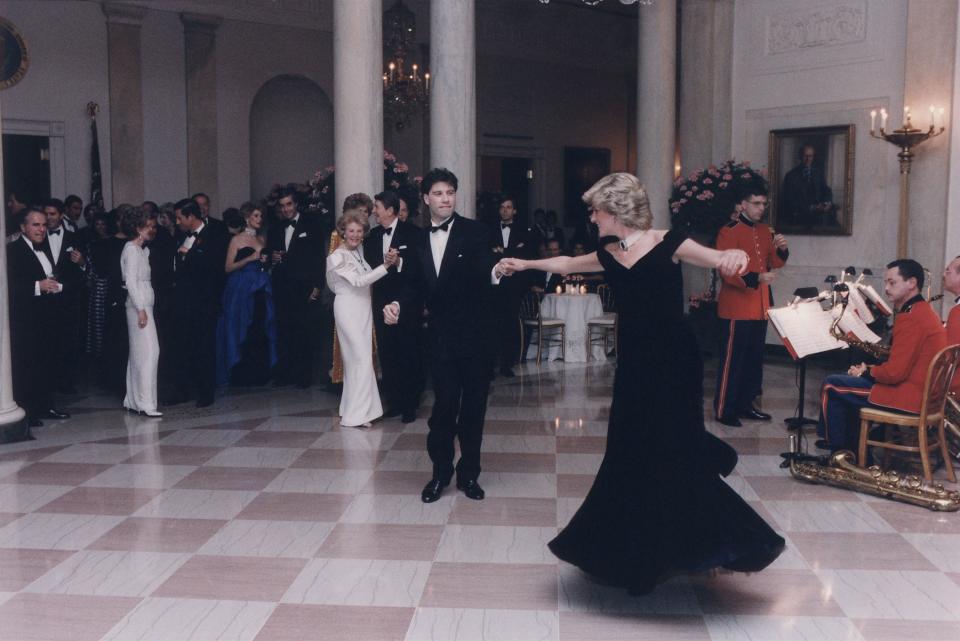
left=267, top=188, right=324, bottom=388
left=171, top=199, right=228, bottom=407
left=491, top=195, right=535, bottom=377
left=43, top=198, right=87, bottom=394
left=532, top=239, right=565, bottom=294
left=7, top=209, right=71, bottom=426
left=385, top=168, right=507, bottom=503
left=364, top=190, right=425, bottom=423
left=192, top=192, right=227, bottom=240
left=63, top=195, right=84, bottom=232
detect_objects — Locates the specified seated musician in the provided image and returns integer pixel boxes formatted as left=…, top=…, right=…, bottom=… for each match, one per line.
left=816, top=259, right=946, bottom=454
left=943, top=255, right=960, bottom=394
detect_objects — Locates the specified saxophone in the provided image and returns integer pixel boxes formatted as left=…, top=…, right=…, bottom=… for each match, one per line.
left=828, top=287, right=891, bottom=360
left=782, top=435, right=960, bottom=512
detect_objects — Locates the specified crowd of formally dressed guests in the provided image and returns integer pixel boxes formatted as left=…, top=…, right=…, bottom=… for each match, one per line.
left=3, top=181, right=600, bottom=430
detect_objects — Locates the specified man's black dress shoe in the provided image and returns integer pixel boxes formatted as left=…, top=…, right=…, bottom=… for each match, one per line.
left=46, top=409, right=70, bottom=420
left=456, top=479, right=485, bottom=500
left=738, top=409, right=772, bottom=421
left=717, top=415, right=742, bottom=428
left=421, top=477, right=449, bottom=503
left=499, top=367, right=515, bottom=378
left=401, top=412, right=416, bottom=424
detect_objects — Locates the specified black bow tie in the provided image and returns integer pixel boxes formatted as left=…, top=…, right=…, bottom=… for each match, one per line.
left=383, top=226, right=393, bottom=236
left=430, top=219, right=451, bottom=234
left=501, top=223, right=512, bottom=230
left=282, top=219, right=297, bottom=228
left=186, top=231, right=198, bottom=238
left=49, top=228, right=61, bottom=236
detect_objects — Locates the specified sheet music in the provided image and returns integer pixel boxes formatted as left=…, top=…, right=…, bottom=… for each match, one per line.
left=846, top=286, right=875, bottom=324
left=768, top=300, right=847, bottom=360
left=856, top=283, right=893, bottom=316
left=836, top=304, right=882, bottom=343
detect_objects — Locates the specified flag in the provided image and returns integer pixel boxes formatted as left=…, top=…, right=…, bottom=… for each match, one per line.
left=88, top=102, right=104, bottom=210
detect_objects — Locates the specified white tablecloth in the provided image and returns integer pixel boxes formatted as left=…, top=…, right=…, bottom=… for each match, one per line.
left=526, top=293, right=607, bottom=363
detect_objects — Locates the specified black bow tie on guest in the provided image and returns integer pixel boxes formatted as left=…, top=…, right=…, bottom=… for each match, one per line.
left=186, top=231, right=198, bottom=238
left=501, top=222, right=512, bottom=230
left=383, top=226, right=393, bottom=236
left=430, top=219, right=451, bottom=233
left=281, top=219, right=297, bottom=228
left=49, top=228, right=61, bottom=236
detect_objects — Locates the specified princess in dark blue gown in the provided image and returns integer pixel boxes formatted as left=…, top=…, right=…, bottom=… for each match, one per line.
left=216, top=204, right=277, bottom=386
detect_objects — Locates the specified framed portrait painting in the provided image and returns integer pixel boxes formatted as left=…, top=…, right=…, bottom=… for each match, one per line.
left=768, top=124, right=854, bottom=236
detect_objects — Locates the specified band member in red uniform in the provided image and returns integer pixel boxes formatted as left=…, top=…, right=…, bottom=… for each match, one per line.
left=816, top=259, right=947, bottom=453
left=714, top=181, right=788, bottom=427
left=943, top=255, right=960, bottom=394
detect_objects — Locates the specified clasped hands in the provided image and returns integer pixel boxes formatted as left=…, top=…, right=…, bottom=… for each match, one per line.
left=383, top=248, right=400, bottom=268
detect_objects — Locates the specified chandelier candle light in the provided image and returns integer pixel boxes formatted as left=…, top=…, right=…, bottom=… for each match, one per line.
left=383, top=0, right=429, bottom=130
left=869, top=104, right=946, bottom=258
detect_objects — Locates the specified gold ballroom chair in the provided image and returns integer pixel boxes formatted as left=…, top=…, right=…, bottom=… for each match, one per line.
left=587, top=283, right=617, bottom=357
left=858, top=344, right=960, bottom=482
left=520, top=290, right=565, bottom=364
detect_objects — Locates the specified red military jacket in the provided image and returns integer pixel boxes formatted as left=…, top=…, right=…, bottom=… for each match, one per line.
left=868, top=297, right=947, bottom=413
left=947, top=301, right=960, bottom=395
left=716, top=216, right=788, bottom=320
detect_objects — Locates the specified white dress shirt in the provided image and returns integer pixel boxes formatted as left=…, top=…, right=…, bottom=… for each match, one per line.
left=23, top=236, right=61, bottom=295
left=284, top=215, right=300, bottom=251
left=500, top=222, right=512, bottom=248
left=182, top=222, right=205, bottom=251
left=382, top=218, right=398, bottom=255
left=47, top=225, right=65, bottom=263
left=429, top=216, right=453, bottom=274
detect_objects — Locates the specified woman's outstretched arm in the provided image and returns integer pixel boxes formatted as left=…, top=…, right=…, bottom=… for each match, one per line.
left=498, top=252, right=603, bottom=277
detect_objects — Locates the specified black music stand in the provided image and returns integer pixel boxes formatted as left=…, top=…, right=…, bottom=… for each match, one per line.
left=784, top=287, right=820, bottom=431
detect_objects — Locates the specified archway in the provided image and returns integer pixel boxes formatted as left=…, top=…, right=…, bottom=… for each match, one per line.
left=249, top=75, right=333, bottom=200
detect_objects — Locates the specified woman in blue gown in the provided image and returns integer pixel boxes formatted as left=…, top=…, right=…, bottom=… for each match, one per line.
left=217, top=202, right=277, bottom=386
left=500, top=173, right=785, bottom=595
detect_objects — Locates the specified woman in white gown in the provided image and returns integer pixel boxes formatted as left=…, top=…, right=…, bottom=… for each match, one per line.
left=326, top=209, right=398, bottom=427
left=120, top=209, right=161, bottom=417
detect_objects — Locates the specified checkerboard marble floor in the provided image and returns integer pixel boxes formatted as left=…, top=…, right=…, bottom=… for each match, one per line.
left=1, top=357, right=959, bottom=641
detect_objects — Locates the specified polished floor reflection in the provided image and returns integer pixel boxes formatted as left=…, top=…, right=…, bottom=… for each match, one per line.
left=0, top=357, right=959, bottom=641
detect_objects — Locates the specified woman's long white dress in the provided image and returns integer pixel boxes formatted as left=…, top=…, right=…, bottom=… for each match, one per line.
left=326, top=246, right=389, bottom=426
left=121, top=242, right=159, bottom=413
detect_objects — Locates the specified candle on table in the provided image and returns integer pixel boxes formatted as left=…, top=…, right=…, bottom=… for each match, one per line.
left=870, top=109, right=877, bottom=132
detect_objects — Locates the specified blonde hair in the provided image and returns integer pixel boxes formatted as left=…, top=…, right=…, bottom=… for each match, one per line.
left=336, top=208, right=370, bottom=236
left=581, top=172, right=652, bottom=231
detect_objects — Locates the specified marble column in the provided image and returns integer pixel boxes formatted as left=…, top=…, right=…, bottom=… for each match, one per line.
left=103, top=3, right=146, bottom=206
left=333, top=0, right=383, bottom=201
left=182, top=13, right=221, bottom=213
left=636, top=0, right=677, bottom=228
left=430, top=0, right=476, bottom=218
left=0, top=97, right=29, bottom=442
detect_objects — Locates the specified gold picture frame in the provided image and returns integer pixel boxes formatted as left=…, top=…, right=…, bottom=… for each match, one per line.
left=0, top=16, right=28, bottom=90
left=769, top=124, right=855, bottom=236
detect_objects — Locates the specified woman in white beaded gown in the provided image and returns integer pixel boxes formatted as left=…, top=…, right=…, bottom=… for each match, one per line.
left=326, top=209, right=399, bottom=427
left=120, top=209, right=161, bottom=417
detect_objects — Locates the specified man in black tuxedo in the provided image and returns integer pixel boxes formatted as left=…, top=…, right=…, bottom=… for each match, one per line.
left=364, top=190, right=425, bottom=423
left=191, top=192, right=228, bottom=241
left=490, top=195, right=536, bottom=377
left=267, top=188, right=325, bottom=388
left=171, top=199, right=228, bottom=407
left=7, top=209, right=71, bottom=426
left=43, top=199, right=87, bottom=394
left=385, top=168, right=507, bottom=503
left=532, top=239, right=565, bottom=293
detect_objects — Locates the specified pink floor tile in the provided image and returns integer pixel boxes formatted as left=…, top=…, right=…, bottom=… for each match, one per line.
left=93, top=431, right=177, bottom=445
left=234, top=430, right=320, bottom=448
left=35, top=487, right=161, bottom=517
left=556, top=436, right=607, bottom=454
left=173, top=466, right=282, bottom=491
left=559, top=611, right=711, bottom=641
left=691, top=569, right=844, bottom=616
left=152, top=555, right=306, bottom=601
left=0, top=592, right=140, bottom=641
left=2, top=462, right=112, bottom=486
left=86, top=517, right=228, bottom=552
left=389, top=433, right=425, bottom=450
left=193, top=418, right=267, bottom=430
left=449, top=497, right=558, bottom=527
left=236, top=492, right=353, bottom=521
left=0, top=548, right=76, bottom=591
left=421, top=562, right=558, bottom=610
left=868, top=501, right=960, bottom=534
left=317, top=523, right=443, bottom=561
left=557, top=474, right=595, bottom=498
left=122, top=445, right=224, bottom=466
left=360, top=470, right=429, bottom=494
left=0, top=446, right=67, bottom=463
left=483, top=452, right=557, bottom=473
left=789, top=532, right=937, bottom=570
left=485, top=420, right=560, bottom=435
left=0, top=512, right=23, bottom=527
left=254, top=604, right=414, bottom=641
left=291, top=448, right=386, bottom=469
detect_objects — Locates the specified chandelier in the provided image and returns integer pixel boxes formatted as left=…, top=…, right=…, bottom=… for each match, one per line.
left=383, top=0, right=429, bottom=130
